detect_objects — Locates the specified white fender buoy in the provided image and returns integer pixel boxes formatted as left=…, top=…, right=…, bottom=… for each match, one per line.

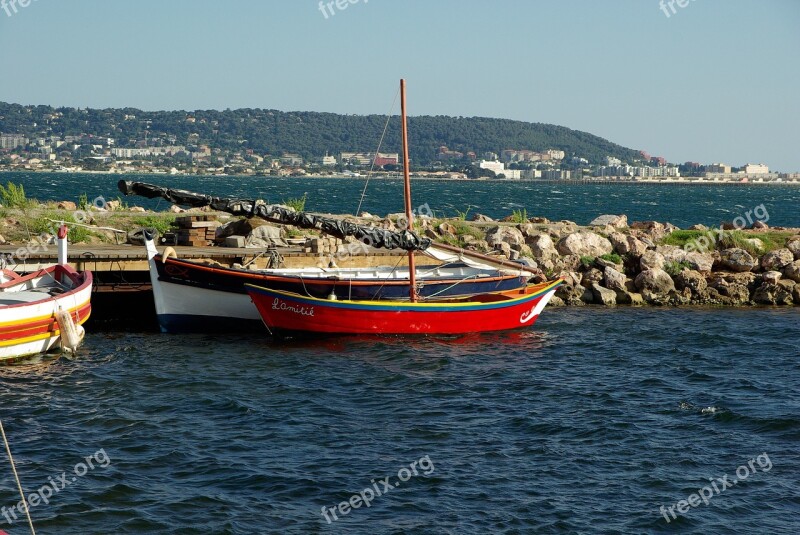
left=55, top=309, right=83, bottom=353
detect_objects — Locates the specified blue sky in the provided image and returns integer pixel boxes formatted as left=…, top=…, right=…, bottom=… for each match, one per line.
left=1, top=0, right=798, bottom=170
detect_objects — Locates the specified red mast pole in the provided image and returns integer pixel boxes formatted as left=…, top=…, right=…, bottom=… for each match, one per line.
left=400, top=79, right=418, bottom=302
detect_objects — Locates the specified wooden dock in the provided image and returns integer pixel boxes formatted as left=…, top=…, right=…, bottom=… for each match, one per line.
left=0, top=243, right=437, bottom=329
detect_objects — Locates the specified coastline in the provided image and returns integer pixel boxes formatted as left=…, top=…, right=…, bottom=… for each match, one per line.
left=2, top=168, right=800, bottom=185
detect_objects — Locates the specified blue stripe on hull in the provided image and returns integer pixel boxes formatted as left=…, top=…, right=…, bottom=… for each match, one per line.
left=157, top=314, right=266, bottom=334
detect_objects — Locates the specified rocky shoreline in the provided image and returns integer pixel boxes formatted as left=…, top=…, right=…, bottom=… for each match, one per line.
left=411, top=213, right=800, bottom=307
left=2, top=199, right=799, bottom=307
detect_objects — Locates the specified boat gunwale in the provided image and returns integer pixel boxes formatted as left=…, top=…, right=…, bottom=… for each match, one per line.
left=157, top=254, right=526, bottom=287
left=246, top=280, right=563, bottom=312
left=0, top=265, right=93, bottom=313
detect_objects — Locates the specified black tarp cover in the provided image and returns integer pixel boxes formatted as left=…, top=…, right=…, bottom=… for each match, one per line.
left=118, top=180, right=431, bottom=252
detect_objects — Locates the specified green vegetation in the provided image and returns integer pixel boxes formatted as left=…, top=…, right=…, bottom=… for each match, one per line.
left=454, top=206, right=472, bottom=221
left=78, top=193, right=89, bottom=211
left=661, top=230, right=709, bottom=248
left=599, top=252, right=623, bottom=264
left=510, top=208, right=528, bottom=224
left=0, top=182, right=36, bottom=209
left=580, top=255, right=595, bottom=267
left=664, top=260, right=693, bottom=276
left=452, top=220, right=484, bottom=241
left=30, top=212, right=91, bottom=243
left=282, top=192, right=307, bottom=212
left=718, top=230, right=795, bottom=255
left=131, top=214, right=176, bottom=235
left=0, top=101, right=642, bottom=165
left=662, top=229, right=793, bottom=255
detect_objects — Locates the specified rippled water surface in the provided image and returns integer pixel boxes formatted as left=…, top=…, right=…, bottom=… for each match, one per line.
left=4, top=172, right=800, bottom=228
left=1, top=308, right=798, bottom=534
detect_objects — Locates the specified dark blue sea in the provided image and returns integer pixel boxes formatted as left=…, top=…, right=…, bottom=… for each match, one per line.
left=0, top=172, right=798, bottom=534
left=1, top=308, right=798, bottom=534
left=2, top=171, right=800, bottom=228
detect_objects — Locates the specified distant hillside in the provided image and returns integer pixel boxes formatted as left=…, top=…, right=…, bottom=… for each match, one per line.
left=0, top=102, right=641, bottom=165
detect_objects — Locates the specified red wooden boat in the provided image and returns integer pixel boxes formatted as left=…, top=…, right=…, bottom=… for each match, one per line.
left=245, top=280, right=562, bottom=336
left=246, top=79, right=563, bottom=337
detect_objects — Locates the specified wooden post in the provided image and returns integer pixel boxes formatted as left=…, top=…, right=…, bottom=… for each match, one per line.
left=400, top=79, right=418, bottom=302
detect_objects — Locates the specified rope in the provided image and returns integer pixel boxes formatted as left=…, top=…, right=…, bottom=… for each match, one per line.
left=355, top=85, right=401, bottom=216
left=0, top=419, right=36, bottom=535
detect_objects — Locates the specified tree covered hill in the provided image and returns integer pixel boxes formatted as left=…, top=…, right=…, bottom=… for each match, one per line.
left=0, top=102, right=641, bottom=165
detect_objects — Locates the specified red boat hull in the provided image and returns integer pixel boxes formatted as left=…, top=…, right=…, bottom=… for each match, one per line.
left=246, top=281, right=562, bottom=336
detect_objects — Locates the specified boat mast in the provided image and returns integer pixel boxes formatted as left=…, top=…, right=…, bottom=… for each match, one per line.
left=400, top=79, right=418, bottom=302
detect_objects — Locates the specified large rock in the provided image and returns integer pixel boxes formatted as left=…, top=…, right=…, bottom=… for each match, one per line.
left=640, top=250, right=665, bottom=271
left=555, top=270, right=582, bottom=287
left=555, top=254, right=582, bottom=272
left=783, top=260, right=800, bottom=283
left=485, top=226, right=526, bottom=251
left=609, top=232, right=648, bottom=257
left=581, top=268, right=604, bottom=288
left=675, top=270, right=707, bottom=293
left=589, top=214, right=628, bottom=228
left=634, top=268, right=675, bottom=295
left=57, top=201, right=77, bottom=210
left=657, top=245, right=714, bottom=272
left=787, top=236, right=800, bottom=260
left=630, top=221, right=667, bottom=241
left=591, top=283, right=617, bottom=305
left=471, top=213, right=494, bottom=222
left=526, top=233, right=558, bottom=260
left=762, top=271, right=782, bottom=285
left=682, top=251, right=714, bottom=272
left=753, top=283, right=794, bottom=305
left=719, top=248, right=757, bottom=272
left=603, top=266, right=628, bottom=292
left=556, top=232, right=613, bottom=258
left=761, top=248, right=794, bottom=271
left=556, top=282, right=589, bottom=306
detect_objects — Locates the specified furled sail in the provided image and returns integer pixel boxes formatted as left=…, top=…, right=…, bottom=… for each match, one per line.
left=117, top=180, right=431, bottom=252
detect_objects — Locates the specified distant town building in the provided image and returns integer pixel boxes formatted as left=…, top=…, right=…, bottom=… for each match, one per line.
left=605, top=156, right=622, bottom=166
left=340, top=152, right=399, bottom=167
left=438, top=146, right=464, bottom=160
left=478, top=160, right=505, bottom=174
left=542, top=170, right=572, bottom=180
left=318, top=155, right=337, bottom=166
left=743, top=163, right=769, bottom=174
left=522, top=169, right=542, bottom=179
left=502, top=149, right=565, bottom=163
left=280, top=153, right=304, bottom=166
left=0, top=134, right=28, bottom=149
left=706, top=163, right=731, bottom=174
